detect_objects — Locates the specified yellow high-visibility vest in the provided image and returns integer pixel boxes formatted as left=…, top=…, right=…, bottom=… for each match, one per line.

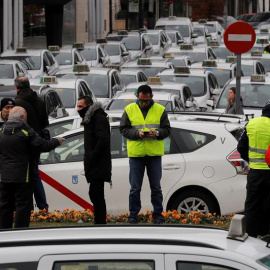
left=246, top=116, right=270, bottom=169
left=125, top=102, right=165, bottom=157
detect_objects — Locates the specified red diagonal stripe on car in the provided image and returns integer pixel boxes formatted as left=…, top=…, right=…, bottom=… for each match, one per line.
left=39, top=170, right=94, bottom=212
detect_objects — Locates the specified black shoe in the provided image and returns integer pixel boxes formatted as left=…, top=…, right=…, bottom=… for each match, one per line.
left=129, top=218, right=138, bottom=224
left=153, top=218, right=165, bottom=224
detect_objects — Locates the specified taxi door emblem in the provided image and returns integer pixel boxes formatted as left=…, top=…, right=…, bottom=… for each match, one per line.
left=72, top=175, right=78, bottom=184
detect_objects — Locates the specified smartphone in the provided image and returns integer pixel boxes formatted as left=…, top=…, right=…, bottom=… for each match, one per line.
left=143, top=131, right=150, bottom=135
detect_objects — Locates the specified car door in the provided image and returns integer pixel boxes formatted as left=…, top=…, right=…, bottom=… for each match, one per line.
left=38, top=253, right=164, bottom=270
left=165, top=254, right=255, bottom=270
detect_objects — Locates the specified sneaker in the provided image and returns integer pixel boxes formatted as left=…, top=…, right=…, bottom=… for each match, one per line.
left=129, top=218, right=138, bottom=224
left=153, top=218, right=165, bottom=224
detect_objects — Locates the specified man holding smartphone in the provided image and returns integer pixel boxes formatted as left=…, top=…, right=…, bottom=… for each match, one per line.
left=120, top=85, right=171, bottom=224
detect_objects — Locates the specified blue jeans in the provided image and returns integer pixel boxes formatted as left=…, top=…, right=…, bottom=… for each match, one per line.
left=34, top=153, right=49, bottom=211
left=129, top=156, right=163, bottom=220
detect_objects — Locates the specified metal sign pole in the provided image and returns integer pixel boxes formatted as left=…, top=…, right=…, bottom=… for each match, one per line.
left=235, top=54, right=241, bottom=113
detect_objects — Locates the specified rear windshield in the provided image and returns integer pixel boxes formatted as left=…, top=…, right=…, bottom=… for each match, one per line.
left=0, top=64, right=14, bottom=78
left=147, top=34, right=159, bottom=45
left=102, top=44, right=120, bottom=56
left=122, top=36, right=141, bottom=50
left=249, top=12, right=270, bottom=22
left=121, top=74, right=136, bottom=86
left=53, top=52, right=72, bottom=65
left=160, top=75, right=206, bottom=97
left=205, top=24, right=216, bottom=33
left=1, top=56, right=41, bottom=70
left=167, top=33, right=176, bottom=43
left=80, top=48, right=97, bottom=61
left=211, top=47, right=232, bottom=59
left=194, top=28, right=204, bottom=37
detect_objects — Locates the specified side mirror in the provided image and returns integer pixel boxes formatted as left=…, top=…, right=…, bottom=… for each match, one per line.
left=206, top=33, right=212, bottom=37
left=218, top=31, right=222, bottom=35
left=46, top=66, right=51, bottom=73
left=212, top=88, right=221, bottom=95
left=185, top=100, right=193, bottom=108
left=192, top=33, right=198, bottom=39
left=206, top=99, right=214, bottom=107
left=122, top=51, right=130, bottom=57
left=144, top=45, right=152, bottom=51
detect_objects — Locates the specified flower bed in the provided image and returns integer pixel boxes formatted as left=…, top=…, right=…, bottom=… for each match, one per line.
left=31, top=209, right=234, bottom=229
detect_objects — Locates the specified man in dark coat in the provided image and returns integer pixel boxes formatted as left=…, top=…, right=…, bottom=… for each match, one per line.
left=77, top=96, right=111, bottom=224
left=14, top=76, right=49, bottom=211
left=0, top=106, right=64, bottom=228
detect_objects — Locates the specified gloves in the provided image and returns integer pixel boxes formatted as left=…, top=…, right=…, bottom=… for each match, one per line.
left=55, top=137, right=65, bottom=145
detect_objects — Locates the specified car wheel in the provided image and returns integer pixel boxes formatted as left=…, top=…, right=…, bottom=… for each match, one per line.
left=170, top=190, right=219, bottom=214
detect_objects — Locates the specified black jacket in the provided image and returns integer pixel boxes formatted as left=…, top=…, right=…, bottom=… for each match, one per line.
left=119, top=100, right=171, bottom=141
left=82, top=102, right=112, bottom=183
left=15, top=88, right=49, bottom=135
left=0, top=119, right=59, bottom=183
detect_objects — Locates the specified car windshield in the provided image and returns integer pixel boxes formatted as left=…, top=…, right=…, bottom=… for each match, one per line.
left=170, top=59, right=187, bottom=66
left=160, top=75, right=206, bottom=96
left=122, top=66, right=165, bottom=77
left=80, top=48, right=97, bottom=61
left=61, top=74, right=109, bottom=98
left=121, top=74, right=136, bottom=85
left=1, top=56, right=41, bottom=70
left=194, top=28, right=204, bottom=36
left=211, top=47, right=232, bottom=59
left=249, top=13, right=270, bottom=22
left=122, top=36, right=141, bottom=50
left=167, top=33, right=176, bottom=42
left=0, top=64, right=14, bottom=78
left=175, top=51, right=206, bottom=62
left=147, top=34, right=159, bottom=45
left=156, top=25, right=190, bottom=37
left=241, top=64, right=254, bottom=76
left=107, top=99, right=172, bottom=111
left=217, top=83, right=270, bottom=108
left=53, top=52, right=72, bottom=65
left=52, top=88, right=76, bottom=108
left=204, top=68, right=231, bottom=88
left=102, top=44, right=120, bottom=56
left=205, top=24, right=216, bottom=33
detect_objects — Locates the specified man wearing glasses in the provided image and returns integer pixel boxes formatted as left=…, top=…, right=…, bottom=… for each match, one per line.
left=120, top=85, right=171, bottom=224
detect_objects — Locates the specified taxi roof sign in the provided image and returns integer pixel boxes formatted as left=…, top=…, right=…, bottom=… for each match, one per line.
left=208, top=40, right=219, bottom=46
left=180, top=44, right=193, bottom=50
left=163, top=52, right=174, bottom=58
left=73, top=42, right=84, bottom=49
left=202, top=60, right=217, bottom=67
left=174, top=66, right=190, bottom=74
left=168, top=16, right=177, bottom=20
left=251, top=50, right=262, bottom=56
left=48, top=45, right=60, bottom=52
left=40, top=76, right=58, bottom=84
left=137, top=58, right=152, bottom=65
left=103, top=64, right=121, bottom=71
left=118, top=30, right=128, bottom=35
left=250, top=74, right=265, bottom=82
left=198, top=19, right=207, bottom=24
left=147, top=77, right=162, bottom=84
left=260, top=28, right=269, bottom=33
left=16, top=47, right=27, bottom=53
left=226, top=56, right=237, bottom=63
left=73, top=64, right=90, bottom=72
left=96, top=38, right=107, bottom=44
left=256, top=38, right=268, bottom=44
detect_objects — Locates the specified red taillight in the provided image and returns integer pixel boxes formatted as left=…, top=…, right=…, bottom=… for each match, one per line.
left=227, top=149, right=249, bottom=175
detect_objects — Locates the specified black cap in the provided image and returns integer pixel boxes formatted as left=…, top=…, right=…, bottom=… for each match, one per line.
left=0, top=98, right=15, bottom=111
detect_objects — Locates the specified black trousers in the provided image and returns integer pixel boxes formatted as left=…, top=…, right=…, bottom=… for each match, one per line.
left=89, top=181, right=107, bottom=224
left=245, top=169, right=270, bottom=237
left=0, top=182, right=34, bottom=229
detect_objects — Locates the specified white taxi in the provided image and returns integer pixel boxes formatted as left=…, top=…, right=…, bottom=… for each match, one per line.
left=212, top=74, right=270, bottom=117
left=158, top=66, right=220, bottom=109
left=207, top=40, right=233, bottom=59
left=205, top=21, right=224, bottom=42
left=0, top=47, right=59, bottom=78
left=30, top=75, right=96, bottom=116
left=166, top=44, right=217, bottom=62
left=242, top=51, right=270, bottom=72
left=38, top=115, right=247, bottom=215
left=1, top=216, right=270, bottom=270
left=124, top=77, right=198, bottom=111
left=57, top=65, right=125, bottom=105
left=122, top=58, right=172, bottom=78
left=192, top=24, right=212, bottom=45
left=165, top=30, right=185, bottom=47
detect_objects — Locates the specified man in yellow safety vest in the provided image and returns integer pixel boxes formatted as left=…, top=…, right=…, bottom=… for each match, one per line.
left=120, top=85, right=171, bottom=224
left=237, top=102, right=270, bottom=239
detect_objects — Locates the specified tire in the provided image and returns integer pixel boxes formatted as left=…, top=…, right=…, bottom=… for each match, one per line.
left=170, top=190, right=219, bottom=214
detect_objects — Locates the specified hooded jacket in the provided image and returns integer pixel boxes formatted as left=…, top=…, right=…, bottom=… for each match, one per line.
left=82, top=102, right=111, bottom=183
left=0, top=119, right=59, bottom=183
left=15, top=88, right=49, bottom=135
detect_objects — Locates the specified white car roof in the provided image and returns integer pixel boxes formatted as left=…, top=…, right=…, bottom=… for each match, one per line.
left=120, top=69, right=143, bottom=75
left=122, top=61, right=169, bottom=68
left=159, top=68, right=208, bottom=77
left=156, top=17, right=191, bottom=26
left=1, top=49, right=44, bottom=57
left=30, top=78, right=79, bottom=88
left=0, top=59, right=23, bottom=65
left=191, top=61, right=235, bottom=70
left=115, top=91, right=175, bottom=100
left=228, top=75, right=270, bottom=85
left=125, top=81, right=187, bottom=90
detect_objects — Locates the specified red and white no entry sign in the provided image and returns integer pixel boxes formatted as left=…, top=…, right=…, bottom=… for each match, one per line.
left=223, top=21, right=256, bottom=54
